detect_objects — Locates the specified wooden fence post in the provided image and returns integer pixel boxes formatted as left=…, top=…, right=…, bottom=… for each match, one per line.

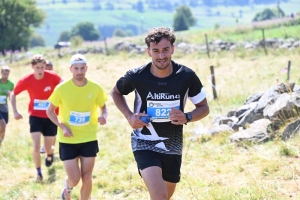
left=210, top=65, right=217, bottom=100
left=287, top=60, right=291, bottom=82
left=205, top=34, right=210, bottom=58
left=261, top=29, right=268, bottom=56
left=104, top=37, right=108, bottom=55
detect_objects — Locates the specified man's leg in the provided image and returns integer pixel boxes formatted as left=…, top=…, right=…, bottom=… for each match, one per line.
left=140, top=166, right=168, bottom=200
left=63, top=157, right=81, bottom=188
left=31, top=132, right=42, bottom=168
left=79, top=156, right=96, bottom=200
left=0, top=119, right=6, bottom=143
left=165, top=181, right=177, bottom=200
left=44, top=136, right=55, bottom=154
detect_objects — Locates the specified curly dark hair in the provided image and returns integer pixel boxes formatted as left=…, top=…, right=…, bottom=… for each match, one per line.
left=31, top=54, right=46, bottom=65
left=145, top=27, right=176, bottom=48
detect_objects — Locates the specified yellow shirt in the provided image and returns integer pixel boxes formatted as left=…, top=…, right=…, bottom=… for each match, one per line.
left=48, top=78, right=107, bottom=144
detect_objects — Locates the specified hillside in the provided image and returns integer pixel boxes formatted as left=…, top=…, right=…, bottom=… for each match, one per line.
left=35, top=0, right=300, bottom=46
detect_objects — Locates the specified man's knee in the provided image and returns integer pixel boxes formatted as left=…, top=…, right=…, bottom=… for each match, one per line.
left=81, top=173, right=92, bottom=183
left=150, top=190, right=168, bottom=200
left=68, top=176, right=81, bottom=186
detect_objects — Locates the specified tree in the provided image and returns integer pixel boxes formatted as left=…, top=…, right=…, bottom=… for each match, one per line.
left=30, top=34, right=45, bottom=48
left=113, top=28, right=127, bottom=37
left=173, top=5, right=196, bottom=31
left=71, top=22, right=100, bottom=41
left=58, top=30, right=71, bottom=41
left=136, top=1, right=144, bottom=12
left=0, top=0, right=45, bottom=55
left=252, top=8, right=285, bottom=22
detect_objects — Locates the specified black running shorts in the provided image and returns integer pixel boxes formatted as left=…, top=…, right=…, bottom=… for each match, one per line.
left=29, top=115, right=57, bottom=136
left=59, top=140, right=99, bottom=161
left=133, top=150, right=182, bottom=183
left=0, top=111, right=8, bottom=124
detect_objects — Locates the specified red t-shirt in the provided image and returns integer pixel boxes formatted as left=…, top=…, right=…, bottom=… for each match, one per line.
left=13, top=71, right=61, bottom=118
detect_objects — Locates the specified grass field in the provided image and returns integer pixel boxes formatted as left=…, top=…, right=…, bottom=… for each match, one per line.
left=0, top=44, right=300, bottom=199
left=35, top=0, right=300, bottom=46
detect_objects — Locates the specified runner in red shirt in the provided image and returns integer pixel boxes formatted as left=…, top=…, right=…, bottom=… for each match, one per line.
left=10, top=54, right=63, bottom=182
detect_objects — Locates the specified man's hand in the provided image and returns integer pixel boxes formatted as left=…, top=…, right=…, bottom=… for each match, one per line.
left=169, top=108, right=187, bottom=125
left=13, top=111, right=23, bottom=120
left=61, top=123, right=73, bottom=137
left=127, top=113, right=149, bottom=129
left=98, top=116, right=106, bottom=125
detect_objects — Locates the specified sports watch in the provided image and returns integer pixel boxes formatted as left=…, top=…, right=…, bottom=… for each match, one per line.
left=185, top=112, right=192, bottom=124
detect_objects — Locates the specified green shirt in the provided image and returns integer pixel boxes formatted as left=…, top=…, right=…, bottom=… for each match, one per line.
left=0, top=79, right=14, bottom=112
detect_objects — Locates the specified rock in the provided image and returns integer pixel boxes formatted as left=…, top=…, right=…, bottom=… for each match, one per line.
left=229, top=119, right=272, bottom=143
left=212, top=115, right=234, bottom=126
left=263, top=93, right=299, bottom=127
left=276, top=82, right=295, bottom=93
left=255, top=85, right=280, bottom=113
left=235, top=102, right=258, bottom=118
left=244, top=92, right=264, bottom=104
left=227, top=110, right=236, bottom=117
left=282, top=119, right=300, bottom=141
left=231, top=108, right=264, bottom=131
left=208, top=124, right=234, bottom=135
left=293, top=84, right=300, bottom=93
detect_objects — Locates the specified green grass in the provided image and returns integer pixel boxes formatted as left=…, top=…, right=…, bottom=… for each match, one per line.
left=35, top=0, right=300, bottom=46
left=1, top=43, right=300, bottom=199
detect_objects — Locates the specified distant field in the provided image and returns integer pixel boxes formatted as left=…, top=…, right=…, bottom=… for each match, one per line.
left=35, top=0, right=300, bottom=46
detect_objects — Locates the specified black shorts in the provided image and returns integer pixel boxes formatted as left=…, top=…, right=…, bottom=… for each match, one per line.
left=0, top=111, right=8, bottom=124
left=29, top=115, right=57, bottom=136
left=59, top=140, right=99, bottom=161
left=133, top=150, right=182, bottom=183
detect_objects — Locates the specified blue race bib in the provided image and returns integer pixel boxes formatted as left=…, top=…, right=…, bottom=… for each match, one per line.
left=69, top=111, right=91, bottom=126
left=147, top=100, right=180, bottom=122
left=33, top=99, right=50, bottom=110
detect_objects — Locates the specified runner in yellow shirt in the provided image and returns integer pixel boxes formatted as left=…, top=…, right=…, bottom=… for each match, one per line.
left=46, top=54, right=108, bottom=200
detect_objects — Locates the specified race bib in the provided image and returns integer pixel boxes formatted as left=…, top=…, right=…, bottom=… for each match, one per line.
left=69, top=111, right=91, bottom=126
left=147, top=100, right=180, bottom=122
left=33, top=99, right=50, bottom=110
left=0, top=95, right=6, bottom=104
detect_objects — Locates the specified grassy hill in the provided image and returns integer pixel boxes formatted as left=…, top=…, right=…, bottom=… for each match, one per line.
left=35, top=0, right=300, bottom=46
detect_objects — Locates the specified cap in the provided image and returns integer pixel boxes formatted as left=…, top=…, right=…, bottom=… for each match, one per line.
left=70, top=54, right=87, bottom=66
left=46, top=60, right=53, bottom=66
left=1, top=66, right=10, bottom=71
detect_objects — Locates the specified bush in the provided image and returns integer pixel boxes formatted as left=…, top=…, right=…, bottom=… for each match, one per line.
left=30, top=34, right=45, bottom=48
left=113, top=28, right=127, bottom=37
left=58, top=30, right=71, bottom=42
left=70, top=36, right=83, bottom=47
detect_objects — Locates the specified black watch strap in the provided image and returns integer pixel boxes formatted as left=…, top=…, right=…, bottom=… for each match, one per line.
left=185, top=112, right=192, bottom=124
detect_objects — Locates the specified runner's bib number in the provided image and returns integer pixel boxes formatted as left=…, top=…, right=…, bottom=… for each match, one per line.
left=0, top=95, right=6, bottom=104
left=69, top=111, right=91, bottom=126
left=147, top=100, right=180, bottom=122
left=33, top=99, right=50, bottom=110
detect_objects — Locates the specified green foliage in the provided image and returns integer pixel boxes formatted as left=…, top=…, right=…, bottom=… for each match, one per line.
left=58, top=30, right=71, bottom=42
left=173, top=5, right=196, bottom=31
left=135, top=0, right=144, bottom=13
left=0, top=0, right=45, bottom=54
left=253, top=7, right=285, bottom=22
left=71, top=21, right=100, bottom=41
left=30, top=34, right=45, bottom=48
left=113, top=28, right=127, bottom=37
left=70, top=35, right=84, bottom=47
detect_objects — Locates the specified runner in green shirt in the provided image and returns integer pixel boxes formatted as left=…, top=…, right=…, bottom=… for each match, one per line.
left=0, top=66, right=14, bottom=146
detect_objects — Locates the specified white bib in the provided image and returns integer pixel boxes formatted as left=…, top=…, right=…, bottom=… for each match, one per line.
left=147, top=100, right=180, bottom=122
left=69, top=111, right=91, bottom=126
left=0, top=95, right=6, bottom=104
left=33, top=99, right=50, bottom=110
